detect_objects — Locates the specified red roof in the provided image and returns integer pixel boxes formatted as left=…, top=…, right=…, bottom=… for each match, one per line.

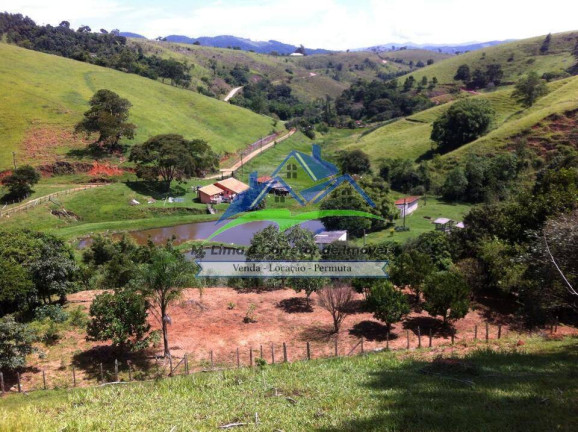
left=395, top=196, right=420, bottom=205
left=257, top=176, right=272, bottom=183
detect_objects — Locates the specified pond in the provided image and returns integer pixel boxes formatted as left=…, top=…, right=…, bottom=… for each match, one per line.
left=77, top=219, right=326, bottom=249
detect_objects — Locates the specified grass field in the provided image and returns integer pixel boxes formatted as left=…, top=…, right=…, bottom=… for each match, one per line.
left=0, top=42, right=280, bottom=170
left=1, top=336, right=576, bottom=431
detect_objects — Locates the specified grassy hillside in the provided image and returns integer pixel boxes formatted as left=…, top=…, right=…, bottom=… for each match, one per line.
left=1, top=336, right=576, bottom=431
left=341, top=75, right=578, bottom=162
left=396, top=31, right=578, bottom=87
left=132, top=40, right=446, bottom=101
left=0, top=43, right=280, bottom=170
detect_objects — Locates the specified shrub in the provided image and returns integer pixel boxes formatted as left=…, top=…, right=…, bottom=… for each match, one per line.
left=35, top=305, right=69, bottom=323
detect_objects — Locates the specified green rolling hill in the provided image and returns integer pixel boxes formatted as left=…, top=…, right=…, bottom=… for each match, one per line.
left=0, top=43, right=280, bottom=171
left=338, top=75, right=578, bottom=162
left=396, top=31, right=578, bottom=88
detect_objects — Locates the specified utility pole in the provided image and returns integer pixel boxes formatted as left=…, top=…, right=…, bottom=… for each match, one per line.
left=240, top=152, right=244, bottom=175
left=363, top=229, right=366, bottom=246
left=403, top=197, right=407, bottom=228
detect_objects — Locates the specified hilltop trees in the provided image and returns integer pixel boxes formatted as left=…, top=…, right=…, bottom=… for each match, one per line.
left=75, top=89, right=135, bottom=153
left=454, top=64, right=471, bottom=82
left=431, top=99, right=494, bottom=152
left=512, top=72, right=549, bottom=107
left=1, top=165, right=40, bottom=202
left=130, top=134, right=218, bottom=188
left=540, top=33, right=552, bottom=55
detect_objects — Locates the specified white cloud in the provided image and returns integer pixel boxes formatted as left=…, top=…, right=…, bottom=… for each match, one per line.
left=1, top=0, right=577, bottom=49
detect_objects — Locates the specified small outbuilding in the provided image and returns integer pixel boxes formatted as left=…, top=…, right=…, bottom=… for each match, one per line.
left=214, top=177, right=250, bottom=200
left=198, top=184, right=225, bottom=204
left=433, top=217, right=455, bottom=232
left=395, top=196, right=420, bottom=217
left=314, top=230, right=348, bottom=244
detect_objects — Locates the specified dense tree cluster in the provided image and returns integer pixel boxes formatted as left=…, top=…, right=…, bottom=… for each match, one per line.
left=335, top=79, right=433, bottom=122
left=0, top=13, right=191, bottom=86
left=453, top=63, right=504, bottom=90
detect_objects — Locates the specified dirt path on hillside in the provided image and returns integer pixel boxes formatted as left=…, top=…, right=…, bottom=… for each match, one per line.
left=223, top=86, right=243, bottom=102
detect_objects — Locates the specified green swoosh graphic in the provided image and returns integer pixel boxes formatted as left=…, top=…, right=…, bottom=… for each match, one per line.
left=206, top=208, right=384, bottom=242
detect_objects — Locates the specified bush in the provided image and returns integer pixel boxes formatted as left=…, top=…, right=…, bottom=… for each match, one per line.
left=68, top=306, right=89, bottom=327
left=34, top=305, right=69, bottom=323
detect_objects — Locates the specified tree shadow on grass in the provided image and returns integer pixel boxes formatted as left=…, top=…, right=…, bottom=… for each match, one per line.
left=349, top=320, right=401, bottom=342
left=277, top=297, right=313, bottom=314
left=124, top=180, right=187, bottom=200
left=318, top=339, right=578, bottom=432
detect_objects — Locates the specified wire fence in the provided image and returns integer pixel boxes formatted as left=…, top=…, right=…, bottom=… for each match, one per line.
left=0, top=184, right=107, bottom=218
left=1, top=321, right=559, bottom=396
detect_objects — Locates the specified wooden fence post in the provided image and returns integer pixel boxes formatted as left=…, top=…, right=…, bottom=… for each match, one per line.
left=334, top=338, right=338, bottom=357
left=184, top=354, right=189, bottom=375
left=43, top=370, right=47, bottom=390
left=417, top=327, right=421, bottom=348
left=429, top=328, right=432, bottom=348
left=260, top=345, right=263, bottom=360
left=283, top=343, right=288, bottom=363
left=386, top=331, right=390, bottom=350
left=555, top=316, right=559, bottom=333
left=100, top=363, right=104, bottom=383
left=210, top=350, right=214, bottom=369
left=17, top=372, right=21, bottom=393
left=168, top=356, right=173, bottom=377
left=249, top=347, right=254, bottom=367
left=451, top=329, right=455, bottom=345
left=474, top=325, right=478, bottom=341
left=498, top=325, right=502, bottom=339
left=127, top=361, right=132, bottom=381
left=72, top=365, right=76, bottom=387
left=236, top=348, right=240, bottom=368
left=0, top=372, right=5, bottom=394
left=361, top=337, right=364, bottom=354
left=406, top=330, right=410, bottom=350
left=485, top=323, right=489, bottom=342
left=271, top=343, right=275, bottom=364
left=306, top=342, right=311, bottom=360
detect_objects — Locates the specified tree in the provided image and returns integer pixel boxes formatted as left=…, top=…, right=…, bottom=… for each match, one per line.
left=87, top=290, right=151, bottom=351
left=431, top=99, right=494, bottom=152
left=1, top=165, right=40, bottom=202
left=512, top=72, right=549, bottom=107
left=0, top=260, right=34, bottom=316
left=336, top=150, right=371, bottom=175
left=130, top=134, right=218, bottom=189
left=422, top=271, right=470, bottom=324
left=454, top=64, right=471, bottom=82
left=320, top=185, right=373, bottom=238
left=0, top=316, right=38, bottom=370
left=318, top=283, right=354, bottom=333
left=137, top=244, right=196, bottom=358
left=74, top=89, right=135, bottom=152
left=389, top=250, right=435, bottom=302
left=540, top=33, right=551, bottom=55
left=403, top=76, right=415, bottom=91
left=366, top=280, right=410, bottom=331
left=441, top=166, right=469, bottom=201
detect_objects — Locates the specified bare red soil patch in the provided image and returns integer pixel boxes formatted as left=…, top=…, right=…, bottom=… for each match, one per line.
left=20, top=127, right=91, bottom=166
left=11, top=287, right=575, bottom=393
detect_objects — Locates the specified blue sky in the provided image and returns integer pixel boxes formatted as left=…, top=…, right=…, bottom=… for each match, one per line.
left=1, top=0, right=577, bottom=49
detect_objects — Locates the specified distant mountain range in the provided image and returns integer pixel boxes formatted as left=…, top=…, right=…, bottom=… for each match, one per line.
left=120, top=32, right=332, bottom=55
left=118, top=32, right=513, bottom=55
left=356, top=40, right=515, bottom=54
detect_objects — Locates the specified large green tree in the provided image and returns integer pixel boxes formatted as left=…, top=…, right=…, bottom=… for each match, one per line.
left=431, top=99, right=494, bottom=152
left=1, top=165, right=40, bottom=202
left=512, top=72, right=548, bottom=107
left=336, top=150, right=371, bottom=175
left=389, top=250, right=435, bottom=302
left=74, top=89, right=136, bottom=152
left=0, top=316, right=38, bottom=370
left=130, top=134, right=218, bottom=188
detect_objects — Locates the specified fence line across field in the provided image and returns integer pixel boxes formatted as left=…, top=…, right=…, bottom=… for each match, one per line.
left=1, top=321, right=553, bottom=396
left=0, top=184, right=107, bottom=218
